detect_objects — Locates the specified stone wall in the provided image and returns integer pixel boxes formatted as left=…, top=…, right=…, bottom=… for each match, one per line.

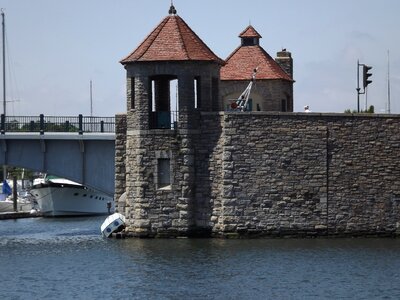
left=114, top=113, right=127, bottom=211
left=206, top=112, right=400, bottom=237
left=115, top=112, right=400, bottom=237
left=220, top=79, right=293, bottom=112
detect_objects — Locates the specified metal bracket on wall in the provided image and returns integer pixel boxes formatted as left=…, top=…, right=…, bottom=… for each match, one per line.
left=79, top=139, right=85, bottom=153
left=39, top=138, right=46, bottom=153
left=79, top=139, right=85, bottom=185
left=1, top=139, right=7, bottom=166
left=1, top=139, right=6, bottom=152
left=39, top=138, right=46, bottom=172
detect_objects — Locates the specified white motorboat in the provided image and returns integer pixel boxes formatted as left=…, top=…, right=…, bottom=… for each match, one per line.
left=30, top=175, right=114, bottom=217
left=101, top=213, right=126, bottom=237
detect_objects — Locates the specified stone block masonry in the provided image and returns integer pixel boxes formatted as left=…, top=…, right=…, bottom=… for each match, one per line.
left=115, top=112, right=400, bottom=237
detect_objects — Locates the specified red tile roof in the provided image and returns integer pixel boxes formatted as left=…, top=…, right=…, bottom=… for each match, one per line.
left=121, top=14, right=223, bottom=64
left=239, top=25, right=262, bottom=38
left=221, top=27, right=292, bottom=82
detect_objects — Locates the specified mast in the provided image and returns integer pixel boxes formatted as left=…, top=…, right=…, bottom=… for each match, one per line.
left=90, top=80, right=93, bottom=117
left=387, top=50, right=391, bottom=114
left=1, top=9, right=5, bottom=182
left=2, top=9, right=5, bottom=117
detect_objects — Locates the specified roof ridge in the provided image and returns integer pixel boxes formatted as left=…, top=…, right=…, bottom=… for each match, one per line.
left=224, top=45, right=241, bottom=63
left=175, top=16, right=190, bottom=60
left=137, top=17, right=169, bottom=61
left=177, top=15, right=223, bottom=63
left=258, top=46, right=292, bottom=81
left=120, top=16, right=169, bottom=63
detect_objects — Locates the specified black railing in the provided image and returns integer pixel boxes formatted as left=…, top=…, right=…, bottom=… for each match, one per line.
left=149, top=111, right=179, bottom=129
left=0, top=114, right=115, bottom=134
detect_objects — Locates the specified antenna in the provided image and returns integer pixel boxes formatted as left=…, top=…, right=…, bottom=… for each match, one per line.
left=2, top=9, right=6, bottom=117
left=1, top=9, right=5, bottom=181
left=387, top=50, right=391, bottom=114
left=90, top=80, right=93, bottom=117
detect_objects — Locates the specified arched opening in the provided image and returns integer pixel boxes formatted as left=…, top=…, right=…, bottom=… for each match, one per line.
left=149, top=75, right=179, bottom=129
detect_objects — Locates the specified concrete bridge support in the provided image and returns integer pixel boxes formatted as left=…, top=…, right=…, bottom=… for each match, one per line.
left=0, top=133, right=115, bottom=195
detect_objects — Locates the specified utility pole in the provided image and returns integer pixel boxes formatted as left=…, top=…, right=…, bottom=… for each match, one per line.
left=2, top=9, right=6, bottom=182
left=90, top=80, right=93, bottom=117
left=387, top=50, right=391, bottom=114
left=356, top=60, right=361, bottom=113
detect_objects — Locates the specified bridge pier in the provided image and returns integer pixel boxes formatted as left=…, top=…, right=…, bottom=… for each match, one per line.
left=0, top=132, right=115, bottom=195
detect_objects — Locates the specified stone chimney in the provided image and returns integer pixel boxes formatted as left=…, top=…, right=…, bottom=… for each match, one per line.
left=275, top=49, right=293, bottom=79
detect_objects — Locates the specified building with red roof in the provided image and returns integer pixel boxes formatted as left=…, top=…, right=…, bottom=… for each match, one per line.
left=220, top=25, right=294, bottom=112
left=117, top=5, right=296, bottom=237
left=120, top=5, right=223, bottom=118
left=120, top=9, right=223, bottom=64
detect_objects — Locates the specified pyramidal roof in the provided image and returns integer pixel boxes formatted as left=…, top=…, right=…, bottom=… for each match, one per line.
left=121, top=7, right=223, bottom=64
left=239, top=25, right=262, bottom=38
left=221, top=26, right=292, bottom=81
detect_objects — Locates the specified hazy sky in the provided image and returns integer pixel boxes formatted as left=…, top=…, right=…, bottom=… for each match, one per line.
left=1, top=0, right=400, bottom=116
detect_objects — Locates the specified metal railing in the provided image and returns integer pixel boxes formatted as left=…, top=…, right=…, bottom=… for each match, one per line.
left=150, top=111, right=179, bottom=129
left=0, top=114, right=115, bottom=134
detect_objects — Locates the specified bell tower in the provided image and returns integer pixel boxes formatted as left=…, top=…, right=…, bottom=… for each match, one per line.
left=119, top=5, right=223, bottom=237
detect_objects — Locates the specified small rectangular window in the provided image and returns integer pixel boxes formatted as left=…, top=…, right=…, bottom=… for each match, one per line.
left=281, top=99, right=287, bottom=112
left=212, top=77, right=219, bottom=111
left=130, top=77, right=135, bottom=109
left=158, top=158, right=171, bottom=189
left=194, top=77, right=201, bottom=109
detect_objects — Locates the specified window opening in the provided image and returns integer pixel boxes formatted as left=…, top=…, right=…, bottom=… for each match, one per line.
left=281, top=99, right=287, bottom=112
left=194, top=77, right=201, bottom=109
left=150, top=77, right=179, bottom=129
left=158, top=158, right=171, bottom=189
left=212, top=77, right=219, bottom=111
left=170, top=79, right=179, bottom=127
left=130, top=77, right=135, bottom=109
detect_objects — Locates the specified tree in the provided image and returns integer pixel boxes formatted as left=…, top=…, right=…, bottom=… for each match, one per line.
left=344, top=105, right=374, bottom=114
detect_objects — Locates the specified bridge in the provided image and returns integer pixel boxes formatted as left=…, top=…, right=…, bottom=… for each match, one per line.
left=0, top=115, right=116, bottom=196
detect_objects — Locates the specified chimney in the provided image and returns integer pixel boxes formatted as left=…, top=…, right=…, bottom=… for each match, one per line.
left=275, top=49, right=293, bottom=79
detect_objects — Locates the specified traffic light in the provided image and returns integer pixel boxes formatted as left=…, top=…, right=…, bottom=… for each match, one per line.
left=363, top=65, right=372, bottom=88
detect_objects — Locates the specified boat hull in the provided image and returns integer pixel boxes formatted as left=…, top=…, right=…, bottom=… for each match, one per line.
left=30, top=185, right=113, bottom=217
left=100, top=213, right=126, bottom=237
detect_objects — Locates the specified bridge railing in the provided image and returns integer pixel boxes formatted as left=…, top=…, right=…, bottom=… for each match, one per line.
left=0, top=114, right=115, bottom=134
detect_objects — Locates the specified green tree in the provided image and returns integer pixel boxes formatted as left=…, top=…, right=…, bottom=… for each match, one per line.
left=344, top=105, right=374, bottom=114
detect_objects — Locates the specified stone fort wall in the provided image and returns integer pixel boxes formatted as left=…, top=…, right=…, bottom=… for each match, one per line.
left=115, top=112, right=400, bottom=237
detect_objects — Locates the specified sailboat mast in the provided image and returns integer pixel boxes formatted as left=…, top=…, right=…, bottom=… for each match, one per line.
left=387, top=50, right=391, bottom=114
left=90, top=80, right=93, bottom=117
left=1, top=10, right=6, bottom=182
left=2, top=9, right=5, bottom=117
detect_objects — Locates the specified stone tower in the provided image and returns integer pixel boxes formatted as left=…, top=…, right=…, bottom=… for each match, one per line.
left=118, top=5, right=223, bottom=237
left=220, top=25, right=294, bottom=112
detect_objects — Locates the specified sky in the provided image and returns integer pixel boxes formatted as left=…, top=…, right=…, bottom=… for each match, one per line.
left=1, top=0, right=400, bottom=116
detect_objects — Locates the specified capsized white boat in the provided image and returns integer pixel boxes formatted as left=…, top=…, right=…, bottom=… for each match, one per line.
left=30, top=175, right=114, bottom=217
left=101, top=213, right=126, bottom=237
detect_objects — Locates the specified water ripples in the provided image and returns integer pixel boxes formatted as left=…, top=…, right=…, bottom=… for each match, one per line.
left=1, top=218, right=400, bottom=299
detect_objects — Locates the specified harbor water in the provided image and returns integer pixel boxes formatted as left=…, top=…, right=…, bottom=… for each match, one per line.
left=1, top=217, right=400, bottom=299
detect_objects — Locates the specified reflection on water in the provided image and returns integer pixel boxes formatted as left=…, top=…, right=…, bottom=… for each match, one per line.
left=0, top=217, right=400, bottom=299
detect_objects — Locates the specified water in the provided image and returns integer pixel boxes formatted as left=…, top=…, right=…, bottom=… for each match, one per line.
left=1, top=217, right=400, bottom=300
